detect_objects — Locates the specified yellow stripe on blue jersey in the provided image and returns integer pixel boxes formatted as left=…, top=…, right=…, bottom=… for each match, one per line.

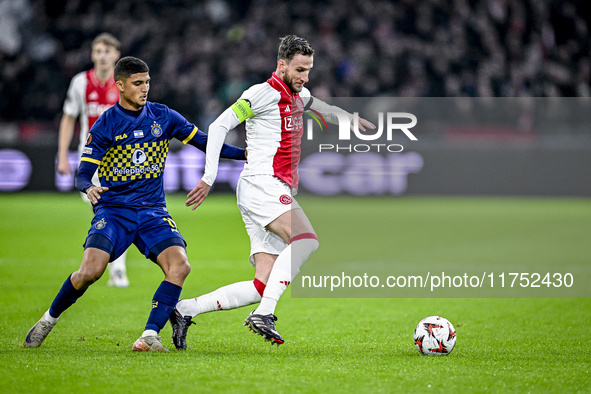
left=182, top=126, right=198, bottom=144
left=98, top=140, right=169, bottom=182
left=81, top=157, right=101, bottom=165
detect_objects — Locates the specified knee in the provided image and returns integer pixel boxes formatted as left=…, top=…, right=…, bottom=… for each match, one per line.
left=74, top=266, right=104, bottom=286
left=292, top=234, right=319, bottom=261
left=167, top=258, right=191, bottom=280
left=178, top=260, right=191, bottom=278
left=302, top=235, right=319, bottom=253
left=308, top=238, right=319, bottom=259
left=310, top=237, right=319, bottom=252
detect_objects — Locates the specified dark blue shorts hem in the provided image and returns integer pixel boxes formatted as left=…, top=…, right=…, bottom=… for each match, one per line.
left=84, top=234, right=115, bottom=261
left=148, top=237, right=186, bottom=263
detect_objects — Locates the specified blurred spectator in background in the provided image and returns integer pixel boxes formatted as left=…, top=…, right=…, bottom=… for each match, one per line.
left=1, top=0, right=590, bottom=123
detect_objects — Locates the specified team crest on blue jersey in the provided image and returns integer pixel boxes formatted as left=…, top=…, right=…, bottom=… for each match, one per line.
left=94, top=218, right=107, bottom=230
left=151, top=122, right=163, bottom=137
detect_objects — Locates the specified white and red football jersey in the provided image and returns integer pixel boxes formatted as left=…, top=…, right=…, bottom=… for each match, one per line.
left=62, top=68, right=119, bottom=155
left=238, top=73, right=307, bottom=188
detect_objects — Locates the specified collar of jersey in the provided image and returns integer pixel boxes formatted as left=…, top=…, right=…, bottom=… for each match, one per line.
left=89, top=68, right=115, bottom=88
left=271, top=72, right=297, bottom=97
left=114, top=102, right=148, bottom=122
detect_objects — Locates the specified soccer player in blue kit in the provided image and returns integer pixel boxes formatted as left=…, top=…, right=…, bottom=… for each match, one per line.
left=23, top=56, right=246, bottom=352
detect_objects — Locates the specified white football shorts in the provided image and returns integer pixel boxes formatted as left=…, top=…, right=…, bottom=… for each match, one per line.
left=236, top=174, right=300, bottom=266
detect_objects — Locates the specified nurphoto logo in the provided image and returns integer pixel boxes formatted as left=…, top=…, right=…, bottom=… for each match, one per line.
left=306, top=111, right=418, bottom=153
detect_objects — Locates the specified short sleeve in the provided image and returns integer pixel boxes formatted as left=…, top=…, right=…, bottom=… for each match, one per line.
left=63, top=73, right=85, bottom=118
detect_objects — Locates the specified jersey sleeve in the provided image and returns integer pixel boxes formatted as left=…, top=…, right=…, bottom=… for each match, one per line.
left=167, top=107, right=201, bottom=144
left=63, top=73, right=85, bottom=118
left=201, top=107, right=243, bottom=186
left=235, top=83, right=277, bottom=119
left=75, top=160, right=98, bottom=193
left=79, top=115, right=112, bottom=165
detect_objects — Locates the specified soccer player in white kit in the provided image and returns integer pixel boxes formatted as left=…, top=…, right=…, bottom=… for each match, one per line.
left=56, top=33, right=129, bottom=287
left=171, top=36, right=374, bottom=348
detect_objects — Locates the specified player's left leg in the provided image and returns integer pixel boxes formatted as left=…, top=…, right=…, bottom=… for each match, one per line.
left=132, top=212, right=190, bottom=353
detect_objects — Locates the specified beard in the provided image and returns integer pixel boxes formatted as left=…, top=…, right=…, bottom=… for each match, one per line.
left=283, top=73, right=302, bottom=93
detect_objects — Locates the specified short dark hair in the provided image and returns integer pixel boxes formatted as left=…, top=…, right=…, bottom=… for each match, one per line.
left=277, top=35, right=314, bottom=62
left=114, top=57, right=149, bottom=81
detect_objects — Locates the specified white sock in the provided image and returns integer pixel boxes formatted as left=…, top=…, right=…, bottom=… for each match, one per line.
left=141, top=329, right=158, bottom=338
left=43, top=309, right=58, bottom=324
left=254, top=236, right=319, bottom=315
left=176, top=281, right=262, bottom=318
left=108, top=252, right=127, bottom=276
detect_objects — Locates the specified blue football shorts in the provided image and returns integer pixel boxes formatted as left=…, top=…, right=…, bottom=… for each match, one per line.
left=84, top=204, right=186, bottom=263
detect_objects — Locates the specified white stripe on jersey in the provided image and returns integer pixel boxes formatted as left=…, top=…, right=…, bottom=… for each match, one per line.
left=63, top=72, right=89, bottom=155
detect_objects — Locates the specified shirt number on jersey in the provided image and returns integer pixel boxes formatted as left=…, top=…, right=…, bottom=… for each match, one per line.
left=162, top=217, right=179, bottom=233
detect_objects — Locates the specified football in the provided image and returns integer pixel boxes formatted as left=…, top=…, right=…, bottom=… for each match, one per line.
left=413, top=316, right=457, bottom=355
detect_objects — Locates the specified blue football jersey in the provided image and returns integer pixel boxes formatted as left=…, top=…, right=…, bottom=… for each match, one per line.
left=80, top=102, right=200, bottom=207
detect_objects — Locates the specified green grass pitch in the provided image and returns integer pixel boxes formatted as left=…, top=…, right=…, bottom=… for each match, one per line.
left=0, top=193, right=590, bottom=393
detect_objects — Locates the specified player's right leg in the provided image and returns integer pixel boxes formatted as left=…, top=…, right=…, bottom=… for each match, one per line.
left=243, top=252, right=285, bottom=344
left=25, top=205, right=133, bottom=348
left=24, top=245, right=110, bottom=348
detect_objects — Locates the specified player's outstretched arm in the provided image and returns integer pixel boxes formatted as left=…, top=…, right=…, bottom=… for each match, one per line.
left=306, top=96, right=375, bottom=132
left=185, top=107, right=242, bottom=210
left=186, top=130, right=246, bottom=161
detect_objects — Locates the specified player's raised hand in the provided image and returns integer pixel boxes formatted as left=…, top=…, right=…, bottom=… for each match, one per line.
left=352, top=116, right=376, bottom=132
left=86, top=185, right=109, bottom=205
left=186, top=179, right=211, bottom=210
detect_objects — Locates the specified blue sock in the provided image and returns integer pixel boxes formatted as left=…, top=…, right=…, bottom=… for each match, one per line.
left=144, top=281, right=182, bottom=333
left=49, top=275, right=87, bottom=318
